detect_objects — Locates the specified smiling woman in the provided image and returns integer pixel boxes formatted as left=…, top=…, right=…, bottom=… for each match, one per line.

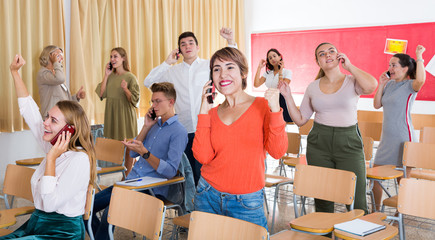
left=192, top=47, right=288, bottom=230
left=5, top=54, right=96, bottom=240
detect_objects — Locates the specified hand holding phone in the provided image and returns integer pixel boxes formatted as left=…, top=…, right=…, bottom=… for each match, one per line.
left=385, top=71, right=390, bottom=79
left=206, top=80, right=214, bottom=104
left=150, top=108, right=157, bottom=120
left=175, top=49, right=180, bottom=60
left=109, top=62, right=113, bottom=71
left=50, top=124, right=75, bottom=145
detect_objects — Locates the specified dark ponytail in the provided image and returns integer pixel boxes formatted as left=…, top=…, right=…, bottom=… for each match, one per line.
left=393, top=53, right=416, bottom=79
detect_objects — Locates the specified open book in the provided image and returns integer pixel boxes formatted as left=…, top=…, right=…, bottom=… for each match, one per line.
left=116, top=176, right=168, bottom=187
left=334, top=219, right=386, bottom=236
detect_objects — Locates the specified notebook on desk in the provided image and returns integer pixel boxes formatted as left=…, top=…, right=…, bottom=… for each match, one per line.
left=334, top=218, right=386, bottom=236
left=116, top=176, right=168, bottom=187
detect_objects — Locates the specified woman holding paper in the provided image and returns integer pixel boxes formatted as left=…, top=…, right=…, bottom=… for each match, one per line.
left=278, top=42, right=378, bottom=214
left=5, top=54, right=96, bottom=240
left=254, top=48, right=293, bottom=122
left=372, top=45, right=426, bottom=211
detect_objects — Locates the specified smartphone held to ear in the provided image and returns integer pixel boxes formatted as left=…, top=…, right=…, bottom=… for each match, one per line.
left=50, top=124, right=75, bottom=145
left=150, top=108, right=157, bottom=120
left=206, top=81, right=214, bottom=104
left=386, top=71, right=390, bottom=78
left=109, top=62, right=113, bottom=71
left=176, top=49, right=181, bottom=60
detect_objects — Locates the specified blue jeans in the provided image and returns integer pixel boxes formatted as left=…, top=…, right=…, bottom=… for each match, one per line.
left=194, top=177, right=267, bottom=230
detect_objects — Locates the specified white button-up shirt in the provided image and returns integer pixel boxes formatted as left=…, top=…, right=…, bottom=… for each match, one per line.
left=19, top=96, right=90, bottom=217
left=144, top=57, right=210, bottom=133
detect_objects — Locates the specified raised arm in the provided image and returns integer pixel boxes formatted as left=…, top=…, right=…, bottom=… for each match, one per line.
left=338, top=53, right=378, bottom=94
left=373, top=71, right=390, bottom=109
left=412, top=45, right=426, bottom=92
left=10, top=54, right=29, bottom=98
left=220, top=27, right=236, bottom=46
left=98, top=62, right=113, bottom=98
left=277, top=81, right=308, bottom=126
left=254, top=59, right=266, bottom=88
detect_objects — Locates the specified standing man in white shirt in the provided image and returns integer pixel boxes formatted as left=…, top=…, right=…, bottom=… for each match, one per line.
left=144, top=28, right=237, bottom=185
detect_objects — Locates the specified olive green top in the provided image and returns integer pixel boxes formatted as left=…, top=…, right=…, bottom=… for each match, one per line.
left=95, top=72, right=139, bottom=140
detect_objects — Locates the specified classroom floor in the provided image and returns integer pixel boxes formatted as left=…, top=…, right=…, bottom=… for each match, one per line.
left=1, top=129, right=434, bottom=239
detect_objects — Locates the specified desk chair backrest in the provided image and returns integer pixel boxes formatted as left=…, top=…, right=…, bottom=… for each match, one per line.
left=357, top=110, right=383, bottom=123
left=403, top=142, right=435, bottom=171
left=358, top=121, right=383, bottom=141
left=107, top=187, right=165, bottom=240
left=3, top=164, right=35, bottom=203
left=84, top=184, right=95, bottom=240
left=362, top=136, right=374, bottom=161
left=187, top=211, right=268, bottom=240
left=293, top=164, right=357, bottom=207
left=286, top=132, right=301, bottom=155
left=411, top=113, right=435, bottom=130
left=95, top=137, right=125, bottom=165
left=420, top=127, right=435, bottom=144
left=398, top=178, right=435, bottom=220
left=299, top=119, right=314, bottom=136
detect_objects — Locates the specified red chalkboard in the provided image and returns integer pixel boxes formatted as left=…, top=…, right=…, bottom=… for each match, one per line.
left=251, top=22, right=435, bottom=100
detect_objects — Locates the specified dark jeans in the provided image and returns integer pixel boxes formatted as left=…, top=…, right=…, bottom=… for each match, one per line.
left=85, top=186, right=164, bottom=240
left=185, top=132, right=202, bottom=186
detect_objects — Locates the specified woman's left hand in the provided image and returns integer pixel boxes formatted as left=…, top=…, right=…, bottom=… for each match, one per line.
left=47, top=131, right=71, bottom=162
left=337, top=52, right=353, bottom=71
left=264, top=88, right=280, bottom=112
left=121, top=79, right=128, bottom=90
left=76, top=86, right=86, bottom=99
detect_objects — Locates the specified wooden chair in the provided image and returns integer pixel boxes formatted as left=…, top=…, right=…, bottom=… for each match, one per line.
left=264, top=174, right=293, bottom=233
left=357, top=110, right=383, bottom=123
left=362, top=137, right=374, bottom=168
left=270, top=230, right=330, bottom=240
left=420, top=126, right=435, bottom=144
left=411, top=113, right=435, bottom=130
left=84, top=184, right=96, bottom=240
left=289, top=165, right=364, bottom=236
left=0, top=164, right=35, bottom=231
left=15, top=157, right=43, bottom=166
left=299, top=119, right=314, bottom=136
left=187, top=211, right=268, bottom=240
left=389, top=178, right=435, bottom=240
left=107, top=186, right=166, bottom=240
left=382, top=142, right=435, bottom=212
left=358, top=122, right=383, bottom=142
left=95, top=137, right=126, bottom=190
left=279, top=132, right=306, bottom=176
left=333, top=212, right=398, bottom=240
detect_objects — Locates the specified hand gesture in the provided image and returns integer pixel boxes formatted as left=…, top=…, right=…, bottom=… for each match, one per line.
left=121, top=79, right=128, bottom=90
left=165, top=48, right=180, bottom=65
left=220, top=27, right=234, bottom=40
left=122, top=139, right=146, bottom=155
left=76, top=86, right=86, bottom=99
left=416, top=45, right=425, bottom=59
left=10, top=54, right=26, bottom=72
left=278, top=60, right=285, bottom=74
left=278, top=80, right=291, bottom=97
left=199, top=80, right=214, bottom=114
left=379, top=71, right=390, bottom=85
left=258, top=59, right=266, bottom=68
left=337, top=52, right=353, bottom=71
left=47, top=131, right=71, bottom=161
left=264, top=88, right=280, bottom=112
left=105, top=62, right=113, bottom=76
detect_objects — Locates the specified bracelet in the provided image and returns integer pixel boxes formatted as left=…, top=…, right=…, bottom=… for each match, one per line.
left=417, top=59, right=424, bottom=63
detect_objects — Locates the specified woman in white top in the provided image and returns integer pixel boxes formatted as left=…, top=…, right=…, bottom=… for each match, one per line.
left=4, top=54, right=96, bottom=240
left=278, top=43, right=377, bottom=214
left=254, top=48, right=293, bottom=122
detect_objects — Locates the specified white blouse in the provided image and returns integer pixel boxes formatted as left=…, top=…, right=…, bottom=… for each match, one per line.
left=19, top=96, right=90, bottom=217
left=262, top=68, right=292, bottom=88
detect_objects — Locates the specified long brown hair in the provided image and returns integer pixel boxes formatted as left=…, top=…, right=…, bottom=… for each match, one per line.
left=111, top=47, right=130, bottom=73
left=56, top=101, right=96, bottom=184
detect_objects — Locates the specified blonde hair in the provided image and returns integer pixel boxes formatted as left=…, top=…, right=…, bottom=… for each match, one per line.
left=39, top=45, right=60, bottom=67
left=56, top=101, right=96, bottom=184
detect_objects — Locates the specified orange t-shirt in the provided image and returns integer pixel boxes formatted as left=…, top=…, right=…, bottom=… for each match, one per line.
left=193, top=97, right=288, bottom=194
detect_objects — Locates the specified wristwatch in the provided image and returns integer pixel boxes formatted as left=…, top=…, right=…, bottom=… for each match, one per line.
left=142, top=150, right=150, bottom=159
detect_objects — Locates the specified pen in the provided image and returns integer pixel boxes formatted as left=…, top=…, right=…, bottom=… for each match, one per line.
left=125, top=179, right=143, bottom=183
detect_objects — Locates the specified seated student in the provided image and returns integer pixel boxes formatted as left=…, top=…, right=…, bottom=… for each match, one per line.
left=5, top=55, right=96, bottom=240
left=88, top=82, right=188, bottom=240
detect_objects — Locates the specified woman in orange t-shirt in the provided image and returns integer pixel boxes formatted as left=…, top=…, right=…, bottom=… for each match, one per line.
left=192, top=47, right=287, bottom=229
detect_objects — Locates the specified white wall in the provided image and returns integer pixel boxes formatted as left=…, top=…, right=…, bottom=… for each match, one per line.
left=2, top=0, right=435, bottom=185
left=244, top=0, right=435, bottom=113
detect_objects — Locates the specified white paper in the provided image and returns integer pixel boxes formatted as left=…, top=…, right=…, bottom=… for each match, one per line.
left=334, top=218, right=386, bottom=236
left=116, top=176, right=168, bottom=187
left=425, top=54, right=435, bottom=77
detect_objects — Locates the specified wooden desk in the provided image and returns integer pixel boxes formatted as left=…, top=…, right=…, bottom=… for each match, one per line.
left=334, top=212, right=398, bottom=240
left=114, top=175, right=185, bottom=193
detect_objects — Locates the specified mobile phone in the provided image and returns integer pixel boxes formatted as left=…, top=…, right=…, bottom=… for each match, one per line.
left=150, top=108, right=157, bottom=120
left=50, top=124, right=75, bottom=145
left=109, top=62, right=113, bottom=71
left=206, top=77, right=214, bottom=104
left=386, top=71, right=390, bottom=78
left=176, top=49, right=180, bottom=60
